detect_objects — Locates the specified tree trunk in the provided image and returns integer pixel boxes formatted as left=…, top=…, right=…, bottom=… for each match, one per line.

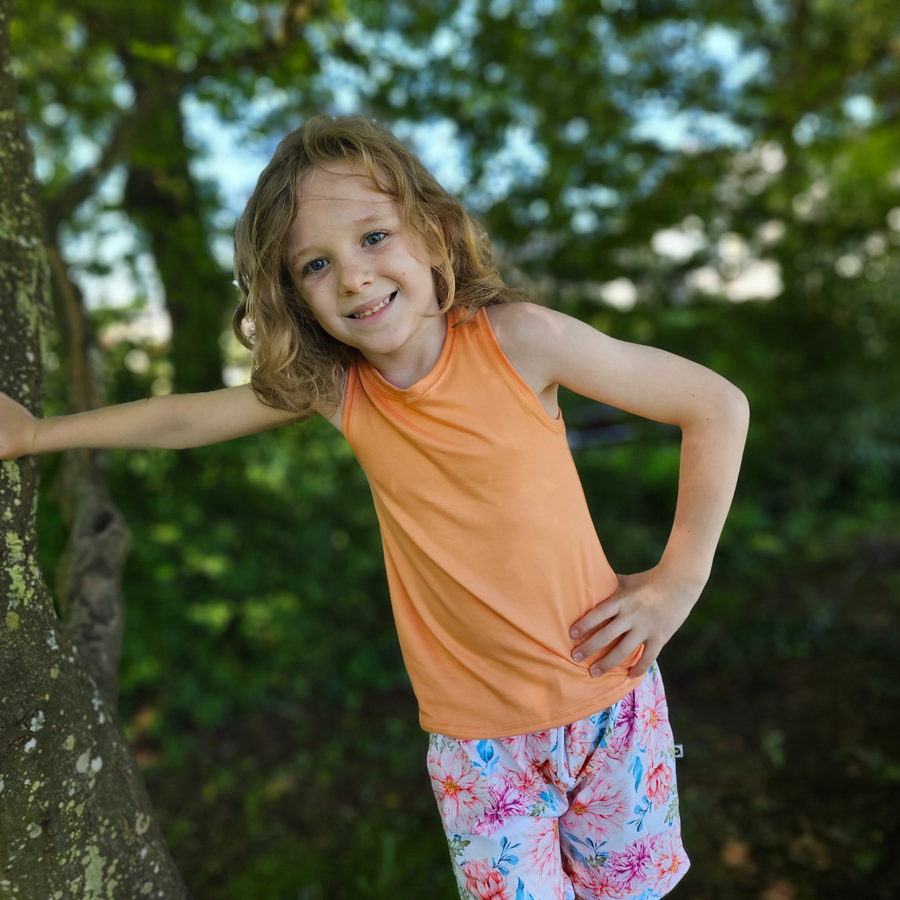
left=0, top=3, right=192, bottom=895
left=122, top=72, right=233, bottom=395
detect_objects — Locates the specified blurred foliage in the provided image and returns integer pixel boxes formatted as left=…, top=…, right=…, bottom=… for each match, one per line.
left=12, top=0, right=900, bottom=897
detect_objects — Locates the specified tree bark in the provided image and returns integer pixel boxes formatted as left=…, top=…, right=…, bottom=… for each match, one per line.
left=0, top=3, right=192, bottom=895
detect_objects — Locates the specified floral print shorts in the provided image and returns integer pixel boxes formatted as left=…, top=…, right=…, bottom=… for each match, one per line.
left=427, top=663, right=689, bottom=900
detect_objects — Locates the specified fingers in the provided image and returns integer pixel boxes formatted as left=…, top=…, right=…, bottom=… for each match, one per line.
left=571, top=616, right=629, bottom=663
left=619, top=641, right=660, bottom=679
left=626, top=659, right=652, bottom=678
left=569, top=574, right=672, bottom=677
left=587, top=639, right=642, bottom=676
left=569, top=597, right=620, bottom=640
left=575, top=629, right=661, bottom=677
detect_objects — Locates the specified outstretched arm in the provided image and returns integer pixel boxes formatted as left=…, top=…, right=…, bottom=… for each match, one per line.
left=489, top=302, right=750, bottom=678
left=0, top=384, right=307, bottom=459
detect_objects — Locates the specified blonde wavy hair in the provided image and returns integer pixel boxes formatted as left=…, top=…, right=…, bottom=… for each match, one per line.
left=232, top=114, right=523, bottom=419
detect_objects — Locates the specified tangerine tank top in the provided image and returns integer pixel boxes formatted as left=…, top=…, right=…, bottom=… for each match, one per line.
left=343, top=305, right=645, bottom=739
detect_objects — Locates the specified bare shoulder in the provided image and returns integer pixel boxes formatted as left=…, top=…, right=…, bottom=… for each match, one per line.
left=485, top=302, right=572, bottom=391
left=485, top=301, right=563, bottom=345
left=484, top=301, right=581, bottom=356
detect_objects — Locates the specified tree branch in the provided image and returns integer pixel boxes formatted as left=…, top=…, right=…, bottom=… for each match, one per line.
left=44, top=109, right=141, bottom=231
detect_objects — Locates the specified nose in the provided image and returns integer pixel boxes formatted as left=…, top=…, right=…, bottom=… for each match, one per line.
left=338, top=257, right=373, bottom=294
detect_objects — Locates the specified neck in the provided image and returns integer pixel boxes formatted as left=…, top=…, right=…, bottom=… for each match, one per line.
left=364, top=311, right=449, bottom=389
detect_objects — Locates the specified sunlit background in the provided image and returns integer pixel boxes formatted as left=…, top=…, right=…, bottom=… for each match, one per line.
left=11, top=0, right=900, bottom=898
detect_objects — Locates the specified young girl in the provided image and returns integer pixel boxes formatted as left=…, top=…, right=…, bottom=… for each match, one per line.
left=1, top=115, right=749, bottom=900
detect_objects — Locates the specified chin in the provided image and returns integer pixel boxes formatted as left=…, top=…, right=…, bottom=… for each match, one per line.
left=363, top=332, right=409, bottom=355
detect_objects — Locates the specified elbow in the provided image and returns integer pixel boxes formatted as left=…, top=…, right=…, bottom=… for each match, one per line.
left=718, top=385, right=750, bottom=439
left=685, top=383, right=749, bottom=432
left=727, top=385, right=750, bottom=424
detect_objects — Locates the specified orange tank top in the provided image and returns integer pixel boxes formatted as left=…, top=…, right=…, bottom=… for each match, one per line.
left=343, top=305, right=645, bottom=739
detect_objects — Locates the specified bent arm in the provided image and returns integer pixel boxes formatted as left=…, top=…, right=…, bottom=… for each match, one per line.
left=496, top=303, right=750, bottom=585
left=0, top=384, right=306, bottom=458
left=654, top=396, right=749, bottom=586
left=548, top=312, right=749, bottom=585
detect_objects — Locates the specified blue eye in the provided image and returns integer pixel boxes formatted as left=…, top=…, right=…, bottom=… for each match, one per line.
left=302, top=257, right=327, bottom=276
left=365, top=231, right=388, bottom=246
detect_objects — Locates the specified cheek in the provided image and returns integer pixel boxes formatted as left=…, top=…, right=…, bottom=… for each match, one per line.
left=307, top=312, right=346, bottom=344
left=300, top=277, right=329, bottom=311
left=298, top=288, right=339, bottom=331
left=306, top=300, right=337, bottom=330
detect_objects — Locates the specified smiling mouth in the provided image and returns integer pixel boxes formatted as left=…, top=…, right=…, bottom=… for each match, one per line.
left=349, top=291, right=396, bottom=319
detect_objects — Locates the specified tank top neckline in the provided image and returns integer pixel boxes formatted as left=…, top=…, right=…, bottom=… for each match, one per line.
left=355, top=305, right=469, bottom=403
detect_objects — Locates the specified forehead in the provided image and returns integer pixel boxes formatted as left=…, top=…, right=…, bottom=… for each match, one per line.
left=295, top=162, right=396, bottom=221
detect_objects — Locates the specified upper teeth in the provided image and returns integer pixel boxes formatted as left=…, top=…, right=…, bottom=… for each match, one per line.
left=351, top=294, right=393, bottom=318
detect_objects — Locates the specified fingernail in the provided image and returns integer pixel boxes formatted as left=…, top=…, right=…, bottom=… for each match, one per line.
left=591, top=667, right=601, bottom=677
left=572, top=651, right=582, bottom=662
left=569, top=628, right=579, bottom=638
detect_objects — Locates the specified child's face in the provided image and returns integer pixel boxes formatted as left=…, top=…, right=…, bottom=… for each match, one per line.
left=285, top=162, right=443, bottom=365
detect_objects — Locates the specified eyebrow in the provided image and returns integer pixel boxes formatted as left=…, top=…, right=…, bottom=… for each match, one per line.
left=291, top=214, right=394, bottom=261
